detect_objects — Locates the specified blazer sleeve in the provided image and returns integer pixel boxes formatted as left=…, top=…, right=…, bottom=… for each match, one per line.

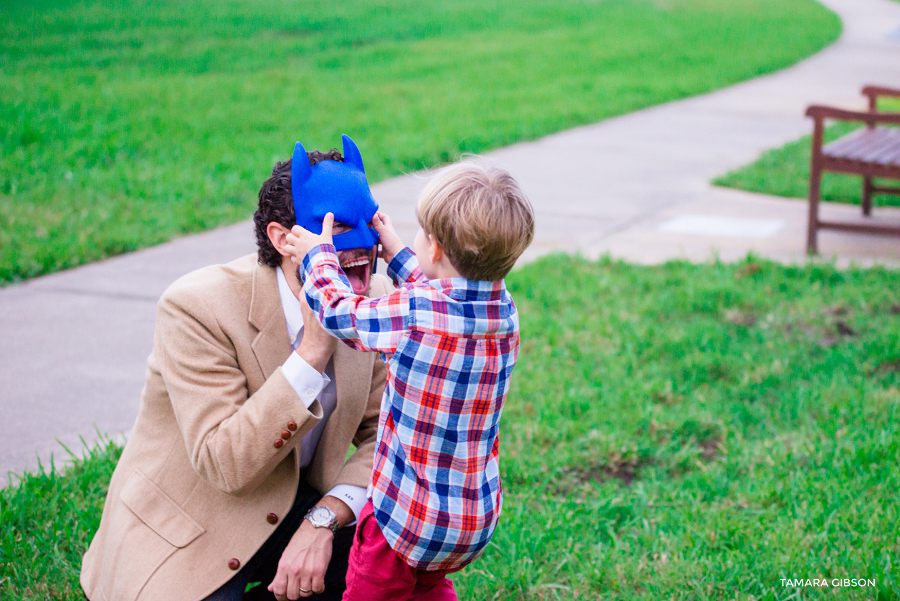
left=155, top=283, right=320, bottom=496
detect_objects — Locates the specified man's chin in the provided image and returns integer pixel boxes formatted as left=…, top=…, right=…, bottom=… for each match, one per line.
left=346, top=266, right=371, bottom=294
left=340, top=248, right=376, bottom=295
left=298, top=265, right=369, bottom=294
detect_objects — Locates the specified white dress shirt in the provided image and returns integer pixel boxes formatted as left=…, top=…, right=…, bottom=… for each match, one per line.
left=276, top=267, right=366, bottom=522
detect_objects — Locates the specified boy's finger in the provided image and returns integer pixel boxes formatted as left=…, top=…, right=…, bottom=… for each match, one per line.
left=321, top=212, right=334, bottom=237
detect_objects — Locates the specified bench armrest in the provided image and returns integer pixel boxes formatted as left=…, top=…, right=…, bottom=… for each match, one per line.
left=862, top=85, right=900, bottom=110
left=805, top=105, right=900, bottom=126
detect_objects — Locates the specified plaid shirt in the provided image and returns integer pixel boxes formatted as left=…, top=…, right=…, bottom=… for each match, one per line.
left=301, top=244, right=519, bottom=570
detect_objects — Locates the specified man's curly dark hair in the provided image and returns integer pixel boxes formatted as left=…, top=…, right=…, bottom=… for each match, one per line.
left=254, top=149, right=344, bottom=268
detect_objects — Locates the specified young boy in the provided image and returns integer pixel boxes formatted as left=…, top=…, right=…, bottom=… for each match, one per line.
left=285, top=160, right=534, bottom=600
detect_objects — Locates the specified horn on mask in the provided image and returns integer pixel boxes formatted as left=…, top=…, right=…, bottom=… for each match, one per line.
left=291, top=141, right=312, bottom=189
left=341, top=134, right=366, bottom=173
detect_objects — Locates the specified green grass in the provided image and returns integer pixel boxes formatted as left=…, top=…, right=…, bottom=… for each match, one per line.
left=714, top=98, right=900, bottom=207
left=0, top=0, right=841, bottom=284
left=0, top=440, right=121, bottom=600
left=4, top=255, right=899, bottom=600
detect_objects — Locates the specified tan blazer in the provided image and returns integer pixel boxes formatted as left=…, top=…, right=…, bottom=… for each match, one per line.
left=80, top=254, right=390, bottom=601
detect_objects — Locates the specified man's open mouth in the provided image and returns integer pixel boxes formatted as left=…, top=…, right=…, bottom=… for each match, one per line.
left=340, top=254, right=372, bottom=295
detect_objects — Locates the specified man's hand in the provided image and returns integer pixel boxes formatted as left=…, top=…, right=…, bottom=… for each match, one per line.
left=285, top=212, right=336, bottom=267
left=294, top=293, right=337, bottom=373
left=268, top=496, right=354, bottom=600
left=372, top=211, right=405, bottom=265
left=268, top=520, right=334, bottom=600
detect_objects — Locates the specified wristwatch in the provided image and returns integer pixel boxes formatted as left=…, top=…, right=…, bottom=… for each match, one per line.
left=304, top=505, right=340, bottom=533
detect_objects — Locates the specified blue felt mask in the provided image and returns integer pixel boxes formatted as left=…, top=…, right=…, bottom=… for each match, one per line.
left=291, top=134, right=380, bottom=252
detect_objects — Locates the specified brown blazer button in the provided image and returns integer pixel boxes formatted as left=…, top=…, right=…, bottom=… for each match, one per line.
left=287, top=421, right=298, bottom=431
left=267, top=513, right=279, bottom=525
left=274, top=439, right=284, bottom=449
left=281, top=430, right=291, bottom=440
left=228, top=558, right=240, bottom=570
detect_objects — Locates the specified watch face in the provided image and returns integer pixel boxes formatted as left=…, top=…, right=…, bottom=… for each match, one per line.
left=307, top=506, right=337, bottom=530
left=310, top=507, right=329, bottom=524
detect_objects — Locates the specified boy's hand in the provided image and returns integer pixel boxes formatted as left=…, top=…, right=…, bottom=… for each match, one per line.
left=285, top=213, right=335, bottom=266
left=372, top=211, right=404, bottom=265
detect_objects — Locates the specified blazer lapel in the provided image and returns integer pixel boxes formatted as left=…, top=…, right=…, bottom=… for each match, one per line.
left=312, top=341, right=371, bottom=471
left=248, top=262, right=291, bottom=380
left=321, top=274, right=390, bottom=452
left=332, top=341, right=368, bottom=414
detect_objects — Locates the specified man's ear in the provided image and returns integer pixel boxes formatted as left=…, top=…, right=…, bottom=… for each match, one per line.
left=266, top=222, right=291, bottom=257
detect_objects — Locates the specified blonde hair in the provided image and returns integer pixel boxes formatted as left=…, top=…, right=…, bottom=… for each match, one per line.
left=416, top=160, right=534, bottom=281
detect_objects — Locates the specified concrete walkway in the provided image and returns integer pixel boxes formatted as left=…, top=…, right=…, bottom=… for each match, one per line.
left=2, top=0, right=899, bottom=485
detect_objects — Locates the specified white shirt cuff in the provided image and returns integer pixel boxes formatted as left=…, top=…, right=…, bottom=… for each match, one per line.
left=325, top=484, right=368, bottom=525
left=281, top=352, right=331, bottom=409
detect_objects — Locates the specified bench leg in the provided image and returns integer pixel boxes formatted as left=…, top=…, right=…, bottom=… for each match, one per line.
left=807, top=164, right=822, bottom=255
left=807, top=120, right=826, bottom=255
left=862, top=176, right=873, bottom=216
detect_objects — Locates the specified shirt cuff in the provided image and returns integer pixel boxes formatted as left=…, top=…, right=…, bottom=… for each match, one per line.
left=281, top=352, right=331, bottom=408
left=325, top=484, right=368, bottom=526
left=300, top=243, right=339, bottom=282
left=387, top=247, right=419, bottom=283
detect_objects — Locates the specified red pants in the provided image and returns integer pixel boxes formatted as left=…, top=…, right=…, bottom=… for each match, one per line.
left=342, top=501, right=459, bottom=601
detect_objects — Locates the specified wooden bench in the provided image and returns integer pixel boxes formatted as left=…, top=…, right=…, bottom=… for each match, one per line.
left=805, top=85, right=900, bottom=254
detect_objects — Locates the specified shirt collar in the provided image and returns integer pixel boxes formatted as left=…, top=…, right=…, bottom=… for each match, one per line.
left=276, top=266, right=305, bottom=345
left=426, top=277, right=508, bottom=302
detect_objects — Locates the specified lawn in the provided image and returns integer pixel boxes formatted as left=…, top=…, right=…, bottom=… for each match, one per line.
left=714, top=97, right=900, bottom=207
left=3, top=255, right=899, bottom=600
left=0, top=0, right=841, bottom=284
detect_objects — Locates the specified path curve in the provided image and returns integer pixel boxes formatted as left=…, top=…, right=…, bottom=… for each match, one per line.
left=1, top=0, right=899, bottom=485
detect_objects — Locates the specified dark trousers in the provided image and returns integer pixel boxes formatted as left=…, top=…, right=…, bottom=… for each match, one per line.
left=203, top=479, right=356, bottom=601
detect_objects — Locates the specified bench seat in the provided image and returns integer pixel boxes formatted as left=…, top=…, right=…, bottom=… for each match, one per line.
left=823, top=127, right=900, bottom=175
left=805, top=85, right=900, bottom=254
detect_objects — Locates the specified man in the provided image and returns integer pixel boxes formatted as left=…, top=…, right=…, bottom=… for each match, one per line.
left=81, top=136, right=389, bottom=601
